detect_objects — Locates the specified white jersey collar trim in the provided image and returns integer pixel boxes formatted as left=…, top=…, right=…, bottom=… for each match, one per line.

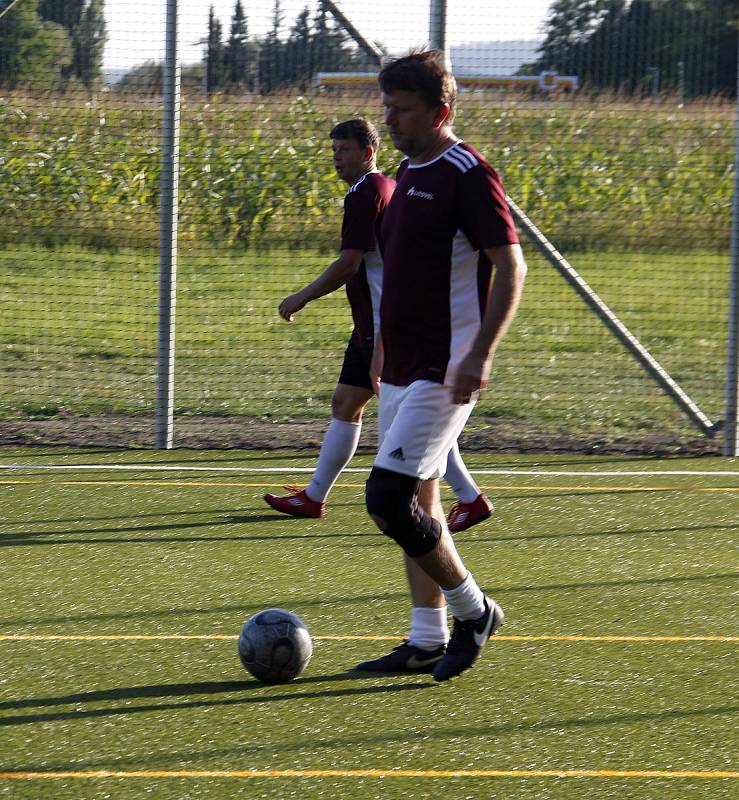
left=346, top=168, right=380, bottom=194
left=407, top=140, right=462, bottom=169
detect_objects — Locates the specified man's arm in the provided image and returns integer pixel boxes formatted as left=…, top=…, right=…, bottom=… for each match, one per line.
left=369, top=331, right=383, bottom=396
left=452, top=243, right=527, bottom=404
left=278, top=249, right=364, bottom=322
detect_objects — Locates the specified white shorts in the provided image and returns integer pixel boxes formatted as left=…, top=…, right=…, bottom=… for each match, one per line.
left=375, top=380, right=476, bottom=480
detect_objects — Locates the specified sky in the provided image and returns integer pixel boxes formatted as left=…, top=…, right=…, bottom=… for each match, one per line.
left=103, top=0, right=553, bottom=70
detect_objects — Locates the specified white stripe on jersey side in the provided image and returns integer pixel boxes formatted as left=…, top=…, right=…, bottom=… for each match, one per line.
left=365, top=245, right=383, bottom=338
left=446, top=229, right=483, bottom=385
left=443, top=145, right=478, bottom=173
left=347, top=169, right=380, bottom=194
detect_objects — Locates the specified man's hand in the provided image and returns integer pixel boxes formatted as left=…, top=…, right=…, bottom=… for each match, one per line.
left=449, top=243, right=527, bottom=404
left=452, top=350, right=491, bottom=404
left=278, top=291, right=307, bottom=322
left=370, top=334, right=384, bottom=396
left=277, top=249, right=364, bottom=322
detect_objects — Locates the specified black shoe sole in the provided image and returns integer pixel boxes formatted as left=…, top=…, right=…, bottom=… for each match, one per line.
left=352, top=657, right=443, bottom=675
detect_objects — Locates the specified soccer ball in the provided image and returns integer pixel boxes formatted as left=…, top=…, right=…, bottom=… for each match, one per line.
left=237, top=608, right=313, bottom=684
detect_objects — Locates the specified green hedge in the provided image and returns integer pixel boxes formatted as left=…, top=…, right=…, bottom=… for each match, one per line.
left=1, top=91, right=734, bottom=251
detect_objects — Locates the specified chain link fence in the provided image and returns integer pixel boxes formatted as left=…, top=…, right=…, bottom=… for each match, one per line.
left=1, top=0, right=737, bottom=453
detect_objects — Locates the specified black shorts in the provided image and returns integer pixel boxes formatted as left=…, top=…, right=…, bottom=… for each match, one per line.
left=338, top=338, right=374, bottom=390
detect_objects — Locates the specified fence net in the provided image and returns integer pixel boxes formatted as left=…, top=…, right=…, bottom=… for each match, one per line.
left=1, top=0, right=736, bottom=453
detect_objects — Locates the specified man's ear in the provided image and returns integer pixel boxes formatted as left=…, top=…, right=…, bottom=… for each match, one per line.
left=433, top=103, right=451, bottom=129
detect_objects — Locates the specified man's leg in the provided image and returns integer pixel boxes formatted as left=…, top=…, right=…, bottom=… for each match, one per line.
left=370, top=473, right=503, bottom=681
left=305, top=384, right=373, bottom=502
left=264, top=383, right=372, bottom=518
left=361, top=381, right=504, bottom=680
left=355, top=476, right=448, bottom=674
left=411, top=478, right=467, bottom=590
left=355, top=384, right=448, bottom=673
left=443, top=440, right=494, bottom=533
left=401, top=479, right=448, bottom=655
left=362, top=468, right=502, bottom=679
left=443, top=441, right=481, bottom=504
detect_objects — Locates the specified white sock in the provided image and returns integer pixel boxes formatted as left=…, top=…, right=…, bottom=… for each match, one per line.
left=408, top=606, right=449, bottom=650
left=443, top=440, right=481, bottom=504
left=306, top=418, right=361, bottom=502
left=442, top=572, right=486, bottom=621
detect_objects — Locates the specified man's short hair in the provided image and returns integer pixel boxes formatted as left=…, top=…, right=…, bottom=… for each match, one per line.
left=330, top=118, right=380, bottom=152
left=378, top=49, right=457, bottom=124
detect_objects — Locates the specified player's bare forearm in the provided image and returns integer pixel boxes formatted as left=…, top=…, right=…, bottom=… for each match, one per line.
left=452, top=244, right=527, bottom=403
left=476, top=244, right=527, bottom=356
left=278, top=249, right=364, bottom=322
left=370, top=333, right=383, bottom=395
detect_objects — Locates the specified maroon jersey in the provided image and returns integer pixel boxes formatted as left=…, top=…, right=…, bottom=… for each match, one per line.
left=379, top=141, right=519, bottom=386
left=340, top=170, right=396, bottom=349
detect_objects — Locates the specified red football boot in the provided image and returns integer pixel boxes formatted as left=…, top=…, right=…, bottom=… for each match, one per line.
left=263, top=486, right=326, bottom=519
left=446, top=493, right=494, bottom=533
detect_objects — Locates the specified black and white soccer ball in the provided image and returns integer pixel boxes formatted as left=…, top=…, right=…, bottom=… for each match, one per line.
left=237, top=608, right=312, bottom=684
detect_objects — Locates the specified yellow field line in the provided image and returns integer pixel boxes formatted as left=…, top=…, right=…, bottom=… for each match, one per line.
left=0, top=634, right=735, bottom=643
left=0, top=479, right=737, bottom=493
left=0, top=769, right=736, bottom=780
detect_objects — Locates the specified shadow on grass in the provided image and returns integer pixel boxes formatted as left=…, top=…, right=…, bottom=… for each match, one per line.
left=143, top=452, right=326, bottom=464
left=467, top=522, right=739, bottom=545
left=3, top=508, right=252, bottom=527
left=0, top=450, right=325, bottom=464
left=0, top=513, right=379, bottom=548
left=0, top=449, right=134, bottom=458
left=0, top=589, right=409, bottom=628
left=12, top=703, right=738, bottom=770
left=498, top=571, right=737, bottom=594
left=476, top=489, right=736, bottom=502
left=470, top=455, right=671, bottom=469
left=0, top=532, right=381, bottom=548
left=0, top=674, right=434, bottom=727
left=2, top=502, right=364, bottom=528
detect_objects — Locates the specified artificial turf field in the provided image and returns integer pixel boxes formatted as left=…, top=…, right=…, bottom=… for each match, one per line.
left=0, top=447, right=736, bottom=799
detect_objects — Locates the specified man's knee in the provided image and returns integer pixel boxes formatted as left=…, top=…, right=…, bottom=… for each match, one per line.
left=365, top=466, right=441, bottom=557
left=331, top=385, right=370, bottom=422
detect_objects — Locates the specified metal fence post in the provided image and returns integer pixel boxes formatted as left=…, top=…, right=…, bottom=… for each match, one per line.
left=155, top=0, right=181, bottom=449
left=507, top=195, right=717, bottom=437
left=723, top=40, right=739, bottom=457
left=429, top=0, right=450, bottom=68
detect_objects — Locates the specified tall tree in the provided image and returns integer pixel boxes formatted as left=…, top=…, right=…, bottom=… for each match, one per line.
left=38, top=0, right=104, bottom=86
left=258, top=0, right=286, bottom=93
left=38, top=0, right=84, bottom=30
left=535, top=0, right=737, bottom=96
left=224, top=0, right=251, bottom=88
left=0, top=0, right=71, bottom=89
left=285, top=7, right=313, bottom=88
left=311, top=3, right=360, bottom=74
left=74, top=0, right=105, bottom=87
left=206, top=6, right=225, bottom=93
left=536, top=0, right=622, bottom=78
left=253, top=1, right=373, bottom=93
left=701, top=0, right=738, bottom=96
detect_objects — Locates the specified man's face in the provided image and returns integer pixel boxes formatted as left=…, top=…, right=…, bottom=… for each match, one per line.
left=382, top=89, right=442, bottom=158
left=332, top=137, right=368, bottom=184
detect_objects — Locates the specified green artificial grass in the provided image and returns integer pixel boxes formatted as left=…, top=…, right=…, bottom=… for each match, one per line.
left=0, top=245, right=728, bottom=442
left=0, top=449, right=736, bottom=798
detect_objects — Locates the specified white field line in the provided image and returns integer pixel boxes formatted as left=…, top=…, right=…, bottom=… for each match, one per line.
left=1, top=464, right=739, bottom=477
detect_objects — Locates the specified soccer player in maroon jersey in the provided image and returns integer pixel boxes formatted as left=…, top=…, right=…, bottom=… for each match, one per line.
left=264, top=118, right=494, bottom=531
left=357, top=52, right=527, bottom=681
